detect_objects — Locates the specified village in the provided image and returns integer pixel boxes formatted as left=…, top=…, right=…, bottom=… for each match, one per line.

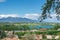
left=1, top=28, right=60, bottom=40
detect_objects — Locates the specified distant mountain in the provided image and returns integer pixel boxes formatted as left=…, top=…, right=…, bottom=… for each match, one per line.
left=0, top=17, right=36, bottom=22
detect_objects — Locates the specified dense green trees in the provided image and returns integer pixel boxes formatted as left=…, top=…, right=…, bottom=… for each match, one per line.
left=19, top=25, right=30, bottom=31
left=0, top=24, right=30, bottom=31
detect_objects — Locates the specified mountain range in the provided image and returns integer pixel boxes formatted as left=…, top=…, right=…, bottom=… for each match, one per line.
left=0, top=17, right=36, bottom=22
left=0, top=16, right=60, bottom=23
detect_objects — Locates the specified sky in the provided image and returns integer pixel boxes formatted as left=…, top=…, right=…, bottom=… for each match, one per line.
left=0, top=0, right=46, bottom=19
left=0, top=0, right=60, bottom=22
left=0, top=0, right=45, bottom=14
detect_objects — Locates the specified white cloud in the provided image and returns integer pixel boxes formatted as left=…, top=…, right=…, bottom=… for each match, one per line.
left=0, top=14, right=20, bottom=18
left=24, top=13, right=60, bottom=20
left=49, top=14, right=56, bottom=18
left=0, top=13, right=59, bottom=21
left=43, top=14, right=60, bottom=22
left=0, top=0, right=6, bottom=2
left=0, top=14, right=40, bottom=20
left=24, top=14, right=40, bottom=20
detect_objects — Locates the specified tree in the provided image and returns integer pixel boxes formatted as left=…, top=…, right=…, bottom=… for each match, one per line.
left=0, top=31, right=6, bottom=39
left=40, top=0, right=60, bottom=22
left=54, top=24, right=60, bottom=30
left=20, top=25, right=30, bottom=31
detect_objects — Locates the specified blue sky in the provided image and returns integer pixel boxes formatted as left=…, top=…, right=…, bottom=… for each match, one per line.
left=0, top=0, right=60, bottom=22
left=0, top=0, right=45, bottom=15
left=0, top=0, right=46, bottom=20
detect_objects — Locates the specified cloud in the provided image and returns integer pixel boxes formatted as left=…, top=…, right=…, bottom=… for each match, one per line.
left=24, top=14, right=40, bottom=20
left=0, top=14, right=20, bottom=18
left=0, top=14, right=40, bottom=20
left=0, top=13, right=59, bottom=22
left=24, top=13, right=60, bottom=21
left=0, top=0, right=6, bottom=2
left=43, top=14, right=60, bottom=22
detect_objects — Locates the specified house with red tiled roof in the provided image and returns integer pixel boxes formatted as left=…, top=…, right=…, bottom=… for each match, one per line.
left=40, top=28, right=48, bottom=31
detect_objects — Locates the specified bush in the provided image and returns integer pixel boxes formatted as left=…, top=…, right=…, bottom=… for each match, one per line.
left=15, top=32, right=26, bottom=38
left=0, top=31, right=6, bottom=39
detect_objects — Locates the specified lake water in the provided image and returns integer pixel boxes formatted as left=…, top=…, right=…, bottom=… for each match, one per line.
left=29, top=26, right=53, bottom=30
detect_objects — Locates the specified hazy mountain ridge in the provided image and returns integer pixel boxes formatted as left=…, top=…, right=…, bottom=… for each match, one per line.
left=0, top=17, right=36, bottom=22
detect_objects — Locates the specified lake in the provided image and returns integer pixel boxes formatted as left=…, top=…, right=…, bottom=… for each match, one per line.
left=29, top=26, right=53, bottom=30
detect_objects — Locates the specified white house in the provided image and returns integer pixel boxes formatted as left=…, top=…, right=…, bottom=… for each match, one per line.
left=55, top=35, right=60, bottom=39
left=46, top=35, right=53, bottom=39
